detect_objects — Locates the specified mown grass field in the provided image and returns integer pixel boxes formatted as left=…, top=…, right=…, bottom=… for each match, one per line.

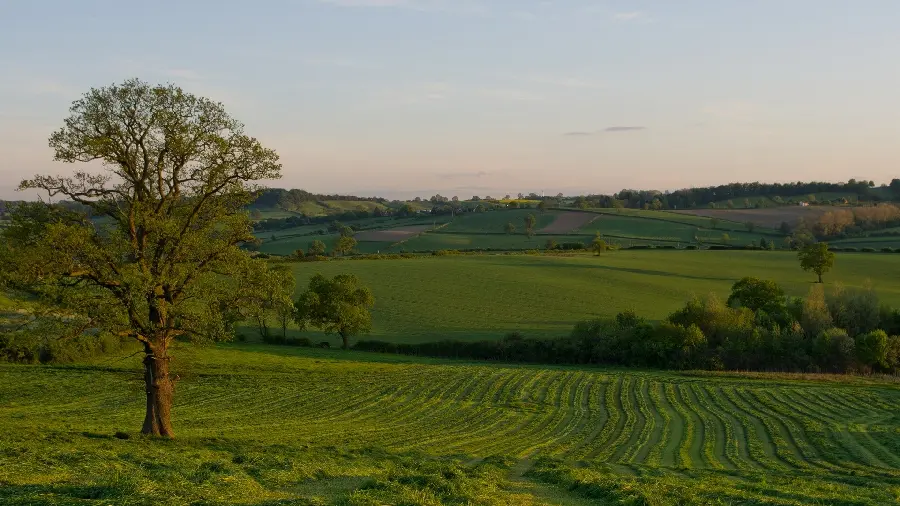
left=2, top=345, right=899, bottom=505
left=284, top=251, right=900, bottom=345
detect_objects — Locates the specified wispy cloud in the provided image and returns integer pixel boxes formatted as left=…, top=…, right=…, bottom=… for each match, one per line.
left=605, top=126, right=645, bottom=132
left=563, top=127, right=647, bottom=136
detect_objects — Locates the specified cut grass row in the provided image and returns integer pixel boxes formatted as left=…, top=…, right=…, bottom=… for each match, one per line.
left=2, top=344, right=899, bottom=504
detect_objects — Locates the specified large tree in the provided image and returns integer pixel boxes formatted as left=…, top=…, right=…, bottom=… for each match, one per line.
left=0, top=79, right=287, bottom=437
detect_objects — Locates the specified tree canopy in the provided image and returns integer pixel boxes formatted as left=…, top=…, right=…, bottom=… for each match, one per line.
left=798, top=243, right=836, bottom=283
left=295, top=274, right=375, bottom=349
left=0, top=78, right=287, bottom=437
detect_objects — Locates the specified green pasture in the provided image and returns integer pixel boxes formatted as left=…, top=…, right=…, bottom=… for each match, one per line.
left=285, top=251, right=900, bottom=345
left=2, top=344, right=898, bottom=505
left=440, top=209, right=557, bottom=234
left=584, top=208, right=750, bottom=231
left=575, top=213, right=776, bottom=245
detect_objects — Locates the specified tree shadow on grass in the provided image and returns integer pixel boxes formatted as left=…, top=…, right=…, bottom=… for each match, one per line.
left=492, top=258, right=735, bottom=283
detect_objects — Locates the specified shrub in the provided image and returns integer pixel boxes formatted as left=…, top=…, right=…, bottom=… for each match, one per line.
left=861, top=247, right=876, bottom=253
left=828, top=285, right=880, bottom=336
left=881, top=247, right=895, bottom=253
left=855, top=330, right=890, bottom=372
left=815, top=328, right=855, bottom=372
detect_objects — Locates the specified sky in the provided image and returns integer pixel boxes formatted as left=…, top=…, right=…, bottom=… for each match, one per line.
left=1, top=0, right=899, bottom=200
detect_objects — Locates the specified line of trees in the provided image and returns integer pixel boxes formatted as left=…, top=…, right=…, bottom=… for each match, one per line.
left=569, top=179, right=896, bottom=211
left=357, top=277, right=900, bottom=374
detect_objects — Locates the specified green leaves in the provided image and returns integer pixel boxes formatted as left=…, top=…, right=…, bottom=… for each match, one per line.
left=798, top=243, right=835, bottom=282
left=4, top=78, right=287, bottom=347
left=294, top=273, right=375, bottom=348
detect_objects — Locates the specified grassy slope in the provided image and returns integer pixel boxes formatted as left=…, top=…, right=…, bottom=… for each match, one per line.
left=2, top=345, right=898, bottom=505
left=440, top=209, right=557, bottom=234
left=285, top=251, right=900, bottom=345
left=575, top=213, right=771, bottom=245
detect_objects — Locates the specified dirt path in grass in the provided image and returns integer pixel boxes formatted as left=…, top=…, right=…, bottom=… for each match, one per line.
left=539, top=212, right=597, bottom=234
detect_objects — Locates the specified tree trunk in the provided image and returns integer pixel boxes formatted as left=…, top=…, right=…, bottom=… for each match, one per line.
left=141, top=343, right=175, bottom=437
left=341, top=332, right=349, bottom=350
left=818, top=273, right=823, bottom=283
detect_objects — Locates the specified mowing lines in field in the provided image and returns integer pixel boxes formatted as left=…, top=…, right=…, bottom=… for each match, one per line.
left=564, top=379, right=610, bottom=461
left=669, top=383, right=705, bottom=468
left=619, top=378, right=652, bottom=464
left=587, top=376, right=634, bottom=463
left=743, top=389, right=833, bottom=472
left=512, top=371, right=580, bottom=458
left=725, top=388, right=807, bottom=469
left=419, top=369, right=526, bottom=452
left=395, top=367, right=518, bottom=444
left=696, top=386, right=759, bottom=471
left=458, top=370, right=555, bottom=456
left=688, top=384, right=735, bottom=470
left=677, top=383, right=720, bottom=469
left=437, top=369, right=544, bottom=455
left=632, top=379, right=666, bottom=466
left=780, top=388, right=889, bottom=471
left=547, top=373, right=600, bottom=457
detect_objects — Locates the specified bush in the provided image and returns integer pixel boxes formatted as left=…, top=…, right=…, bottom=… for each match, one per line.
left=559, top=242, right=585, bottom=251
left=882, top=247, right=895, bottom=253
left=861, top=247, right=876, bottom=253
left=856, top=330, right=890, bottom=372
left=828, top=285, right=880, bottom=337
left=684, top=245, right=698, bottom=250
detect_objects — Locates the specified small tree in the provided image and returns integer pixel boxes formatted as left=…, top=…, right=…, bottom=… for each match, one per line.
left=745, top=221, right=756, bottom=233
left=295, top=274, right=375, bottom=349
left=759, top=237, right=768, bottom=250
left=537, top=201, right=547, bottom=213
left=592, top=237, right=608, bottom=255
left=293, top=248, right=305, bottom=260
left=545, top=239, right=558, bottom=250
left=524, top=214, right=537, bottom=237
left=505, top=222, right=516, bottom=234
left=308, top=240, right=327, bottom=257
left=799, top=243, right=835, bottom=283
left=335, top=236, right=357, bottom=256
left=779, top=221, right=792, bottom=234
left=250, top=208, right=263, bottom=220
left=710, top=217, right=720, bottom=230
left=721, top=233, right=731, bottom=245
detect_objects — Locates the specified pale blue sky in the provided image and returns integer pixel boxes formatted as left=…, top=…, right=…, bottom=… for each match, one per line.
left=2, top=0, right=899, bottom=199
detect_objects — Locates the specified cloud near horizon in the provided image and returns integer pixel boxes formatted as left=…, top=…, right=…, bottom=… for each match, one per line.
left=564, top=127, right=646, bottom=136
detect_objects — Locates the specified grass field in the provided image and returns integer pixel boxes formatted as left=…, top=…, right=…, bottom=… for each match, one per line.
left=2, top=344, right=899, bottom=505
left=441, top=209, right=558, bottom=234
left=283, top=251, right=900, bottom=345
